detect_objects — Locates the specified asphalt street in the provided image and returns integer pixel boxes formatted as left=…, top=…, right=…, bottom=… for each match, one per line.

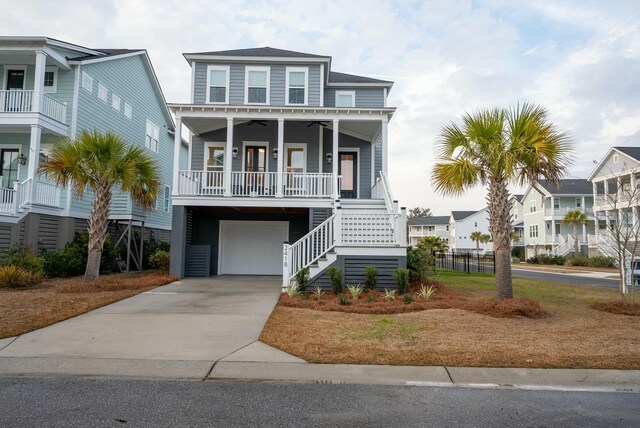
left=511, top=268, right=620, bottom=289
left=0, top=377, right=638, bottom=427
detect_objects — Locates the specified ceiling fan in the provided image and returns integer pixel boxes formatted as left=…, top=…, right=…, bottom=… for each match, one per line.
left=307, top=121, right=328, bottom=128
left=247, top=120, right=268, bottom=127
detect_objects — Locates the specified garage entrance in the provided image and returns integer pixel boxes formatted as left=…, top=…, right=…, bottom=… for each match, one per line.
left=218, top=220, right=289, bottom=275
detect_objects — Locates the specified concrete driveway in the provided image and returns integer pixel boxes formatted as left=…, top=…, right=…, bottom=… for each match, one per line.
left=0, top=276, right=304, bottom=378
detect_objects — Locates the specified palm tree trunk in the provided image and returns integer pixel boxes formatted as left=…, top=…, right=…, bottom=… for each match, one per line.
left=573, top=223, right=579, bottom=256
left=487, top=175, right=513, bottom=299
left=84, top=184, right=112, bottom=282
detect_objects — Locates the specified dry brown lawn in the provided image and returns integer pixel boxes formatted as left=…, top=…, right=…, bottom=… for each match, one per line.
left=260, top=273, right=640, bottom=369
left=0, top=271, right=176, bottom=338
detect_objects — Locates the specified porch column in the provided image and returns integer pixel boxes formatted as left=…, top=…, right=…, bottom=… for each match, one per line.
left=332, top=119, right=339, bottom=198
left=381, top=117, right=388, bottom=176
left=592, top=182, right=597, bottom=208
left=26, top=125, right=42, bottom=204
left=224, top=118, right=234, bottom=196
left=32, top=50, right=47, bottom=113
left=550, top=195, right=555, bottom=243
left=276, top=118, right=284, bottom=197
left=172, top=116, right=182, bottom=196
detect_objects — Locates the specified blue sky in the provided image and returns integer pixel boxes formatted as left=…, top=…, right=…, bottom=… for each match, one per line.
left=5, top=0, right=640, bottom=214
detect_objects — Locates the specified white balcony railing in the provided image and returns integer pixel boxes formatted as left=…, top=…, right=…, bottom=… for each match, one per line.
left=0, top=90, right=67, bottom=124
left=42, top=94, right=67, bottom=123
left=0, top=186, right=16, bottom=215
left=176, top=170, right=336, bottom=199
left=33, top=180, right=61, bottom=207
left=0, top=90, right=33, bottom=113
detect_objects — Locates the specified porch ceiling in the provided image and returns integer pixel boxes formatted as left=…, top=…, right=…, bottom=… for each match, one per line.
left=181, top=117, right=382, bottom=142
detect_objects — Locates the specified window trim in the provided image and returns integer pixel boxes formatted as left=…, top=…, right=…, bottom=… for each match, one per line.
left=335, top=90, right=355, bottom=108
left=285, top=66, right=308, bottom=106
left=284, top=143, right=307, bottom=174
left=111, top=94, right=121, bottom=112
left=163, top=185, right=170, bottom=212
left=244, top=66, right=270, bottom=105
left=97, top=83, right=108, bottom=103
left=206, top=65, right=230, bottom=104
left=145, top=119, right=160, bottom=153
left=204, top=141, right=225, bottom=190
left=43, top=66, right=58, bottom=93
left=81, top=71, right=93, bottom=93
left=2, top=65, right=27, bottom=91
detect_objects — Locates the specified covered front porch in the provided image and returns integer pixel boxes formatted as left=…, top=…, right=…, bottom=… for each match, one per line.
left=170, top=104, right=393, bottom=205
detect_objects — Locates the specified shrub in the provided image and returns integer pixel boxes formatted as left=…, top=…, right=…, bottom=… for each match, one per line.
left=587, top=256, right=616, bottom=268
left=384, top=288, right=396, bottom=300
left=565, top=255, right=589, bottom=267
left=416, top=284, right=436, bottom=300
left=294, top=267, right=310, bottom=292
left=0, top=246, right=44, bottom=275
left=0, top=265, right=41, bottom=288
left=363, top=266, right=378, bottom=290
left=511, top=247, right=524, bottom=259
left=347, top=284, right=364, bottom=300
left=312, top=286, right=324, bottom=299
left=403, top=294, right=415, bottom=305
left=143, top=239, right=171, bottom=269
left=407, top=246, right=434, bottom=282
left=393, top=268, right=410, bottom=294
left=526, top=254, right=565, bottom=265
left=326, top=266, right=343, bottom=294
left=41, top=233, right=121, bottom=278
left=149, top=250, right=170, bottom=273
left=285, top=281, right=300, bottom=298
left=338, top=295, right=349, bottom=305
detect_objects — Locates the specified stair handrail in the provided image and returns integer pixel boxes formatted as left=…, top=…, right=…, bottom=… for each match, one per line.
left=378, top=171, right=398, bottom=215
left=284, top=213, right=337, bottom=285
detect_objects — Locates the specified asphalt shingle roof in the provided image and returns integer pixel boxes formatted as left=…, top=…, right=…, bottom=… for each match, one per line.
left=513, top=194, right=524, bottom=203
left=451, top=211, right=477, bottom=221
left=408, top=216, right=450, bottom=226
left=615, top=147, right=640, bottom=161
left=329, top=71, right=393, bottom=85
left=185, top=47, right=329, bottom=58
left=537, top=179, right=592, bottom=195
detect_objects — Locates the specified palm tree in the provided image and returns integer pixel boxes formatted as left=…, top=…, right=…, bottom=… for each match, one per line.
left=432, top=103, right=572, bottom=299
left=510, top=230, right=521, bottom=244
left=480, top=233, right=492, bottom=249
left=563, top=210, right=588, bottom=256
left=470, top=231, right=483, bottom=254
left=417, top=236, right=448, bottom=253
left=40, top=130, right=160, bottom=281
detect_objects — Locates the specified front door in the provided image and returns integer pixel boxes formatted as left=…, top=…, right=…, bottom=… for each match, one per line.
left=5, top=70, right=26, bottom=112
left=0, top=149, right=19, bottom=188
left=6, top=70, right=25, bottom=90
left=339, top=152, right=358, bottom=199
left=244, top=145, right=268, bottom=195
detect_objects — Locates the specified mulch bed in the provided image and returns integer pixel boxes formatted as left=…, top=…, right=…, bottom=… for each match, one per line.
left=592, top=300, right=640, bottom=316
left=280, top=281, right=546, bottom=319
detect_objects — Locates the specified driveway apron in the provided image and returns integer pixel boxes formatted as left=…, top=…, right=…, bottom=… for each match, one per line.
left=0, top=276, right=282, bottom=361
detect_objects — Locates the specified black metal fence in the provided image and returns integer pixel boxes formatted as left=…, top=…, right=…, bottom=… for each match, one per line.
left=435, top=252, right=496, bottom=274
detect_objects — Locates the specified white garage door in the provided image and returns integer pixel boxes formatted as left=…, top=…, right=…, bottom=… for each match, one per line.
left=219, top=221, right=289, bottom=275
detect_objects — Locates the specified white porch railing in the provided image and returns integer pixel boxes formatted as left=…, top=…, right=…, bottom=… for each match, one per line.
left=230, top=171, right=278, bottom=196
left=283, top=173, right=333, bottom=198
left=17, top=178, right=31, bottom=209
left=0, top=90, right=33, bottom=113
left=178, top=170, right=224, bottom=196
left=284, top=213, right=336, bottom=284
left=33, top=179, right=61, bottom=207
left=42, top=94, right=67, bottom=123
left=0, top=185, right=16, bottom=215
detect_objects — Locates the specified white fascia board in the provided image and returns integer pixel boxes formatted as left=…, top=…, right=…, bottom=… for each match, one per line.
left=183, top=54, right=331, bottom=65
left=42, top=45, right=71, bottom=70
left=326, top=82, right=393, bottom=88
left=587, top=147, right=640, bottom=182
left=171, top=197, right=333, bottom=209
left=44, top=38, right=101, bottom=56
left=169, top=104, right=395, bottom=120
left=587, top=147, right=617, bottom=181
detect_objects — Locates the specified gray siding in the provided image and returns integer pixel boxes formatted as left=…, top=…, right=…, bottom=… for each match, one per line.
left=324, top=87, right=385, bottom=108
left=310, top=255, right=406, bottom=290
left=192, top=63, right=321, bottom=106
left=323, top=131, right=372, bottom=198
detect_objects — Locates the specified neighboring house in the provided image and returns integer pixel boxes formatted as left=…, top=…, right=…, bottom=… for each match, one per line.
left=449, top=209, right=490, bottom=253
left=0, top=36, right=180, bottom=255
left=168, top=47, right=406, bottom=286
left=521, top=179, right=595, bottom=258
left=407, top=215, right=450, bottom=247
left=511, top=194, right=525, bottom=249
left=588, top=146, right=640, bottom=258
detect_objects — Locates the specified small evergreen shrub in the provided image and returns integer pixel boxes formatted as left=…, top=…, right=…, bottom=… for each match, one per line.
left=526, top=254, right=565, bottom=265
left=565, top=255, right=589, bottom=267
left=587, top=256, right=615, bottom=268
left=294, top=267, right=310, bottom=292
left=511, top=247, right=525, bottom=259
left=407, top=246, right=434, bottom=281
left=363, top=266, right=378, bottom=290
left=0, top=246, right=44, bottom=275
left=41, top=232, right=120, bottom=278
left=149, top=250, right=170, bottom=273
left=143, top=239, right=171, bottom=269
left=393, top=268, right=410, bottom=294
left=403, top=294, right=415, bottom=305
left=326, top=266, right=343, bottom=294
left=338, top=295, right=349, bottom=305
left=0, top=265, right=41, bottom=288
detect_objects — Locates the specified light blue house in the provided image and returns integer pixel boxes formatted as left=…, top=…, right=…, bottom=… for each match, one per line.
left=169, top=47, right=407, bottom=286
left=0, top=37, right=179, bottom=259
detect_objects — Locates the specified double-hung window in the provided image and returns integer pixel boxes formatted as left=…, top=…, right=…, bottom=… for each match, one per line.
left=207, top=65, right=229, bottom=103
left=286, top=67, right=307, bottom=105
left=44, top=67, right=57, bottom=92
left=145, top=119, right=159, bottom=153
left=245, top=67, right=269, bottom=104
left=335, top=90, right=355, bottom=107
left=163, top=185, right=170, bottom=212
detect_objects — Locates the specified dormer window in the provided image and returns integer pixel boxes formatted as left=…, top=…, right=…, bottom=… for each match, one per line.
left=286, top=67, right=307, bottom=105
left=245, top=66, right=269, bottom=104
left=335, top=90, right=355, bottom=107
left=207, top=65, right=229, bottom=104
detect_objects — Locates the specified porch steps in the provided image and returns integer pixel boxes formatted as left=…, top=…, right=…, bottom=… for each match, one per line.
left=308, top=251, right=337, bottom=281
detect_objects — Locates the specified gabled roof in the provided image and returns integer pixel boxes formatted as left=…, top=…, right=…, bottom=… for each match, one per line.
left=69, top=48, right=145, bottom=61
left=408, top=216, right=450, bottom=226
left=329, top=71, right=393, bottom=86
left=536, top=179, right=592, bottom=195
left=512, top=194, right=524, bottom=203
left=184, top=46, right=330, bottom=59
left=614, top=146, right=640, bottom=161
left=451, top=211, right=477, bottom=221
